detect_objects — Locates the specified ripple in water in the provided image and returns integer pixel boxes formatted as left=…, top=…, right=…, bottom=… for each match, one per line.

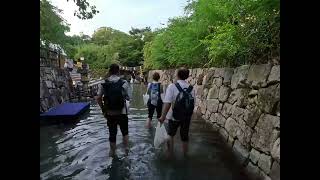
left=40, top=84, right=249, bottom=180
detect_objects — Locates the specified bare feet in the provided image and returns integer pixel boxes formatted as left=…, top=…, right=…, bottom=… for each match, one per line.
left=146, top=119, right=152, bottom=128
left=109, top=150, right=116, bottom=157
left=125, top=148, right=129, bottom=155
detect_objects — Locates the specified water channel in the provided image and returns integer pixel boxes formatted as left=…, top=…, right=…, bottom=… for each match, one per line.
left=40, top=84, right=249, bottom=180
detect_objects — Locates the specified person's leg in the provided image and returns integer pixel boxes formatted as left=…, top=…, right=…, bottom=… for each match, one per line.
left=119, top=115, right=129, bottom=154
left=106, top=115, right=118, bottom=157
left=167, top=120, right=179, bottom=158
left=156, top=102, right=163, bottom=119
left=147, top=101, right=155, bottom=128
left=180, top=119, right=191, bottom=157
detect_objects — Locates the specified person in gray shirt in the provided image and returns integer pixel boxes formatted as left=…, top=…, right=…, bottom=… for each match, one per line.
left=96, top=64, right=132, bottom=157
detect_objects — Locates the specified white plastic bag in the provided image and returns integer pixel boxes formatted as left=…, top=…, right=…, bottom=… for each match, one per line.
left=143, top=93, right=149, bottom=106
left=126, top=100, right=130, bottom=109
left=154, top=122, right=168, bottom=149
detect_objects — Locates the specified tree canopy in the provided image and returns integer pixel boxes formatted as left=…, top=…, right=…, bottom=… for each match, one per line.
left=40, top=0, right=280, bottom=77
left=40, top=0, right=70, bottom=46
left=67, top=0, right=99, bottom=20
left=143, top=0, right=280, bottom=69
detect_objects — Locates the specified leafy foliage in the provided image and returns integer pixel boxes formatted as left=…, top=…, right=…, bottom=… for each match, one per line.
left=68, top=27, right=155, bottom=77
left=40, top=0, right=70, bottom=46
left=67, top=0, right=99, bottom=19
left=144, top=0, right=280, bottom=69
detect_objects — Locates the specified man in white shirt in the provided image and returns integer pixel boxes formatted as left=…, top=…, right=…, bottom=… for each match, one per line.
left=159, top=68, right=196, bottom=157
left=96, top=64, right=132, bottom=156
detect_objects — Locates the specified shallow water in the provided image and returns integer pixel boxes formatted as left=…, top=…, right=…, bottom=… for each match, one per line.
left=40, top=84, right=249, bottom=180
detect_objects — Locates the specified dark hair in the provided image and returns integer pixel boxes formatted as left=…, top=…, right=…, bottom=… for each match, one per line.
left=177, top=67, right=189, bottom=80
left=152, top=72, right=160, bottom=81
left=109, top=64, right=120, bottom=75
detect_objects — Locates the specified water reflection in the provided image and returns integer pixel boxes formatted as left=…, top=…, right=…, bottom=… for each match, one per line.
left=40, top=84, right=249, bottom=180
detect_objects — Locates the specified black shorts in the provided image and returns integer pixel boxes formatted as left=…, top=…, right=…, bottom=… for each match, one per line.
left=106, top=114, right=128, bottom=143
left=147, top=100, right=163, bottom=119
left=167, top=119, right=191, bottom=142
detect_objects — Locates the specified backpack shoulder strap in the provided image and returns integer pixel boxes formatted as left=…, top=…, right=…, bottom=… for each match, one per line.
left=174, top=82, right=183, bottom=92
left=157, top=83, right=161, bottom=97
left=186, top=85, right=193, bottom=93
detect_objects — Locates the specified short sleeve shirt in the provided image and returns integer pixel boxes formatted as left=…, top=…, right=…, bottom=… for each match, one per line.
left=163, top=80, right=196, bottom=120
left=97, top=75, right=132, bottom=114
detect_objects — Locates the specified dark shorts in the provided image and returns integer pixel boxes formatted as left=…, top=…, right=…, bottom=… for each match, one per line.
left=106, top=114, right=128, bottom=143
left=167, top=119, right=191, bottom=142
left=147, top=100, right=163, bottom=119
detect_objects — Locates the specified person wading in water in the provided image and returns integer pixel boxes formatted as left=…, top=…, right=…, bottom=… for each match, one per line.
left=146, top=72, right=164, bottom=128
left=96, top=64, right=132, bottom=157
left=159, top=67, right=195, bottom=158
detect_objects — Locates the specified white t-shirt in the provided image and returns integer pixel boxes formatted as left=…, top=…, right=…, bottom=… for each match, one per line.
left=163, top=80, right=196, bottom=120
left=97, top=75, right=132, bottom=114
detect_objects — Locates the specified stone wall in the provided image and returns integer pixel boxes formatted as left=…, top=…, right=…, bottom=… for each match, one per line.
left=149, top=64, right=280, bottom=180
left=40, top=66, right=73, bottom=113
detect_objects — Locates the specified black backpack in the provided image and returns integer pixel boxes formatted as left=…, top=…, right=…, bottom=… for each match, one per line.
left=102, top=79, right=125, bottom=111
left=172, top=83, right=194, bottom=121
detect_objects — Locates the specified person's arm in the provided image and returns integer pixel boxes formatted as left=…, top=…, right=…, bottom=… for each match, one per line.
left=159, top=103, right=171, bottom=123
left=122, top=80, right=132, bottom=101
left=96, top=84, right=104, bottom=110
left=158, top=84, right=174, bottom=123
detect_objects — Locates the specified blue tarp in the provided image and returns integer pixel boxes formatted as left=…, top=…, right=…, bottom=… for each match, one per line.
left=40, top=102, right=90, bottom=119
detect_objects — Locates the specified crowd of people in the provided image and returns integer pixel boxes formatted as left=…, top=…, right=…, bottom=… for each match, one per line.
left=96, top=64, right=195, bottom=158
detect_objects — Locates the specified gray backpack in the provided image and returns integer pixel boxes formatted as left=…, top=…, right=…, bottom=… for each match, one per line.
left=149, top=83, right=161, bottom=106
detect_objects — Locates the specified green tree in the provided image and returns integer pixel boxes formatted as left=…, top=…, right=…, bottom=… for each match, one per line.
left=144, top=0, right=280, bottom=69
left=67, top=0, right=99, bottom=20
left=40, top=0, right=70, bottom=46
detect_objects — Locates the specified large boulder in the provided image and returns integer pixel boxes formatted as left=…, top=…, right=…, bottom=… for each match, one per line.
left=222, top=68, right=234, bottom=85
left=257, top=84, right=280, bottom=115
left=233, top=140, right=249, bottom=165
left=228, top=88, right=250, bottom=108
left=231, top=65, right=250, bottom=89
left=231, top=106, right=246, bottom=122
left=207, top=85, right=220, bottom=99
left=249, top=148, right=261, bottom=165
left=251, top=114, right=280, bottom=152
left=225, top=117, right=239, bottom=138
left=204, top=110, right=211, bottom=120
left=202, top=68, right=215, bottom=88
left=246, top=162, right=261, bottom=180
left=271, top=137, right=280, bottom=163
left=209, top=113, right=217, bottom=123
left=221, top=103, right=234, bottom=118
left=216, top=113, right=227, bottom=127
left=218, top=103, right=223, bottom=112
left=270, top=161, right=280, bottom=180
left=200, top=100, right=207, bottom=115
left=196, top=85, right=204, bottom=98
left=213, top=77, right=223, bottom=87
left=197, top=72, right=205, bottom=85
left=40, top=81, right=50, bottom=98
left=219, top=128, right=229, bottom=142
left=267, top=65, right=280, bottom=84
left=218, top=86, right=231, bottom=102
left=243, top=106, right=262, bottom=128
left=206, top=99, right=220, bottom=113
left=247, top=64, right=272, bottom=88
left=213, top=68, right=224, bottom=78
left=258, top=153, right=272, bottom=174
left=236, top=120, right=253, bottom=149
